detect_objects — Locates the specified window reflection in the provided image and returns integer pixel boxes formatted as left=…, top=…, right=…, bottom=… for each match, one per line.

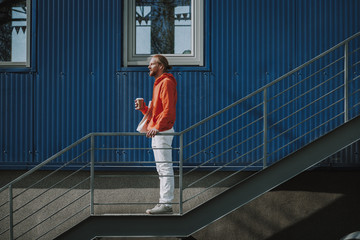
left=135, top=0, right=191, bottom=55
left=0, top=0, right=27, bottom=63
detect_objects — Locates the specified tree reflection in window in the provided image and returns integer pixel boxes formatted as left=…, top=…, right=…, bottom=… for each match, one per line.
left=0, top=0, right=27, bottom=62
left=135, top=0, right=191, bottom=55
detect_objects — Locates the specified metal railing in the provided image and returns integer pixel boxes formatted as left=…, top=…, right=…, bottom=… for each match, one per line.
left=0, top=32, right=359, bottom=239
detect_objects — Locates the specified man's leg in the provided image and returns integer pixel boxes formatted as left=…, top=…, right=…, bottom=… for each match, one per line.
left=147, top=128, right=174, bottom=214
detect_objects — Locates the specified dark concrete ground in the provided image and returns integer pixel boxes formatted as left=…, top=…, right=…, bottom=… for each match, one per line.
left=1, top=169, right=360, bottom=240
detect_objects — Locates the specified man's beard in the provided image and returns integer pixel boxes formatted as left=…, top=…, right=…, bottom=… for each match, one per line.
left=149, top=70, right=157, bottom=77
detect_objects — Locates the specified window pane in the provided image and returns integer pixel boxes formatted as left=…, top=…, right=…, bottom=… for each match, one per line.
left=136, top=5, right=151, bottom=54
left=174, top=5, right=191, bottom=54
left=0, top=0, right=27, bottom=62
left=135, top=0, right=192, bottom=55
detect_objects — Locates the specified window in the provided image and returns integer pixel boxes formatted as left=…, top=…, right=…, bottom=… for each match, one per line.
left=0, top=0, right=31, bottom=67
left=123, top=0, right=204, bottom=67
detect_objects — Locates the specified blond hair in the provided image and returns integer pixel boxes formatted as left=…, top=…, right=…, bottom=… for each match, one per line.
left=153, top=55, right=173, bottom=72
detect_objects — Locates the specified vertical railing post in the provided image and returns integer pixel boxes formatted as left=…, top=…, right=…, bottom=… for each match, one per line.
left=179, top=133, right=184, bottom=215
left=90, top=134, right=95, bottom=215
left=9, top=185, right=13, bottom=240
left=344, top=42, right=349, bottom=122
left=263, top=88, right=268, bottom=169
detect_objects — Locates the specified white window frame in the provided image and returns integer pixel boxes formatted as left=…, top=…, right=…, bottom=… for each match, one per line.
left=0, top=0, right=31, bottom=68
left=123, top=0, right=204, bottom=67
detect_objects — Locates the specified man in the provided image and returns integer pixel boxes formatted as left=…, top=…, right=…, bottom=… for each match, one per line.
left=135, top=55, right=177, bottom=214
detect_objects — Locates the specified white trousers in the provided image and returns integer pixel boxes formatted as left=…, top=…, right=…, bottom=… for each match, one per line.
left=151, top=128, right=174, bottom=205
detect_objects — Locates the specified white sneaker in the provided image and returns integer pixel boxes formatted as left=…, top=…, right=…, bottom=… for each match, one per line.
left=146, top=204, right=173, bottom=214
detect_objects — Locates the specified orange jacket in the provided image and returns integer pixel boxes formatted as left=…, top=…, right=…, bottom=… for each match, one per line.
left=140, top=73, right=177, bottom=131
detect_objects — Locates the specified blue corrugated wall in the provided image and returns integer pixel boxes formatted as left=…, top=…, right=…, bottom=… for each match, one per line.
left=0, top=0, right=359, bottom=168
left=0, top=72, right=33, bottom=165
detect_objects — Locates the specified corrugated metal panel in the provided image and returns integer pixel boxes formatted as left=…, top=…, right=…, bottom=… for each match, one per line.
left=210, top=0, right=297, bottom=102
left=0, top=72, right=33, bottom=165
left=208, top=0, right=297, bottom=167
left=207, top=0, right=360, bottom=167
left=1, top=0, right=359, bottom=168
left=176, top=71, right=210, bottom=165
left=296, top=0, right=360, bottom=63
left=295, top=0, right=360, bottom=166
left=323, top=30, right=360, bottom=166
left=34, top=0, right=121, bottom=163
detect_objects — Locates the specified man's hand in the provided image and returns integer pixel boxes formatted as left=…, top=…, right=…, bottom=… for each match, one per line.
left=134, top=98, right=144, bottom=110
left=134, top=100, right=139, bottom=110
left=146, top=128, right=159, bottom=138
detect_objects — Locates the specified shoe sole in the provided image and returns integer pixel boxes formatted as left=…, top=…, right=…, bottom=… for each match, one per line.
left=146, top=210, right=173, bottom=214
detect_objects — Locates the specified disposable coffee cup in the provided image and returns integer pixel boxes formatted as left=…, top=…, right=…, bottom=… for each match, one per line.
left=135, top=98, right=144, bottom=110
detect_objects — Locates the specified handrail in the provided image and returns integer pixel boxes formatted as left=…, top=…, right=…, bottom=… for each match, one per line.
left=181, top=31, right=360, bottom=134
left=0, top=133, right=92, bottom=193
left=92, top=132, right=181, bottom=136
left=0, top=132, right=179, bottom=193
